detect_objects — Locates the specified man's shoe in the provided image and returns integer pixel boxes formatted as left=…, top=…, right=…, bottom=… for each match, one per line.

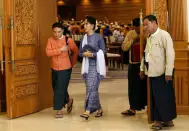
left=121, top=109, right=136, bottom=116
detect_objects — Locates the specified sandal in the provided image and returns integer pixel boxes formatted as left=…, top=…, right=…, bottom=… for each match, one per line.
left=162, top=121, right=174, bottom=127
left=151, top=124, right=162, bottom=130
left=55, top=113, right=63, bottom=118
left=95, top=112, right=103, bottom=117
left=121, top=109, right=136, bottom=116
left=80, top=113, right=89, bottom=120
left=151, top=122, right=163, bottom=130
left=67, top=98, right=73, bottom=113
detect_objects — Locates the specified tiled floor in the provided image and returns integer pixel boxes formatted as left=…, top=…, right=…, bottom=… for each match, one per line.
left=0, top=79, right=189, bottom=131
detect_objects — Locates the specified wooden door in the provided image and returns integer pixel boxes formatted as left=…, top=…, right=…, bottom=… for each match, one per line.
left=4, top=0, right=40, bottom=118
left=0, top=73, right=6, bottom=112
left=3, top=0, right=56, bottom=119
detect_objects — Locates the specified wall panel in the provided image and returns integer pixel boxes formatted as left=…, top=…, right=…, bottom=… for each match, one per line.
left=167, top=0, right=189, bottom=114
left=76, top=0, right=145, bottom=24
left=174, top=41, right=189, bottom=115
left=168, top=0, right=187, bottom=41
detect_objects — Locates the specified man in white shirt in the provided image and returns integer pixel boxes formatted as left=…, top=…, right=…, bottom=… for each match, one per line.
left=140, top=15, right=176, bottom=130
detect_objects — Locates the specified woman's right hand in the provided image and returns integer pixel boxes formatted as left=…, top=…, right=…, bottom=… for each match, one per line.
left=83, top=51, right=93, bottom=57
left=60, top=45, right=69, bottom=52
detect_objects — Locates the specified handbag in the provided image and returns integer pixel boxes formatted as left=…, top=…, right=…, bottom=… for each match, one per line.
left=81, top=44, right=97, bottom=53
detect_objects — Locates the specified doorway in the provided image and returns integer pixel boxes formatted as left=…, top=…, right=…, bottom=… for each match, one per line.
left=0, top=0, right=6, bottom=112
left=0, top=73, right=6, bottom=112
left=58, top=5, right=76, bottom=20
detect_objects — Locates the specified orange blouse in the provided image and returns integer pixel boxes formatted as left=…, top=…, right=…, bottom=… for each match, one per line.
left=46, top=36, right=78, bottom=71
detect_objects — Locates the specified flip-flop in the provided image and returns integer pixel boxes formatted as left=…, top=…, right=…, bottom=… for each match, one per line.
left=95, top=112, right=103, bottom=117
left=151, top=124, right=163, bottom=130
left=80, top=113, right=89, bottom=120
left=55, top=113, right=63, bottom=118
left=67, top=98, right=73, bottom=113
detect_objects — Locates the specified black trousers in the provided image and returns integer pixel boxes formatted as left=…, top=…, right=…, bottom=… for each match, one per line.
left=150, top=74, right=177, bottom=121
left=52, top=68, right=72, bottom=110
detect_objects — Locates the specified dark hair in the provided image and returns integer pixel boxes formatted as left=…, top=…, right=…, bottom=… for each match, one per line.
left=95, top=27, right=100, bottom=34
left=52, top=22, right=63, bottom=30
left=132, top=18, right=140, bottom=27
left=143, top=15, right=158, bottom=24
left=126, top=26, right=130, bottom=30
left=86, top=16, right=96, bottom=30
left=63, top=26, right=70, bottom=36
left=76, top=22, right=80, bottom=26
left=120, top=24, right=124, bottom=28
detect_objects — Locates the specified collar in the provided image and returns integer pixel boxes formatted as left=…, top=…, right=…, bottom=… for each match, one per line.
left=58, top=35, right=64, bottom=40
left=151, top=27, right=160, bottom=37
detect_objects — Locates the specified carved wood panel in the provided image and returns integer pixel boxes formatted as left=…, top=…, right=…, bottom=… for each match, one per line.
left=15, top=0, right=37, bottom=45
left=13, top=60, right=39, bottom=99
left=15, top=64, right=38, bottom=76
left=15, top=83, right=38, bottom=98
left=155, top=0, right=167, bottom=30
left=12, top=0, right=39, bottom=100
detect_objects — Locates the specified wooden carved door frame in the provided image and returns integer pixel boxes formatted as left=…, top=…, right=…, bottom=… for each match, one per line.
left=145, top=0, right=168, bottom=30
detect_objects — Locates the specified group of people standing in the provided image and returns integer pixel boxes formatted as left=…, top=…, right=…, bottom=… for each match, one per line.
left=46, top=15, right=176, bottom=130
left=121, top=15, right=176, bottom=130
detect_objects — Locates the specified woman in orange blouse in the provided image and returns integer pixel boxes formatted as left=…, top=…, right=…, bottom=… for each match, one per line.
left=46, top=22, right=78, bottom=118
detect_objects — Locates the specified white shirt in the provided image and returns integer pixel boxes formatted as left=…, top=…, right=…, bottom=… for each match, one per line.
left=140, top=28, right=175, bottom=77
